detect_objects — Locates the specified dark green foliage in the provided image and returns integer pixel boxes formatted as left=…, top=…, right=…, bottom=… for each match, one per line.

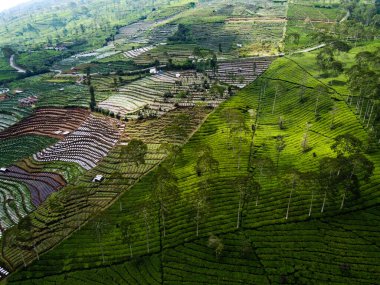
left=169, top=24, right=192, bottom=43
left=120, top=139, right=148, bottom=166
left=89, top=85, right=96, bottom=111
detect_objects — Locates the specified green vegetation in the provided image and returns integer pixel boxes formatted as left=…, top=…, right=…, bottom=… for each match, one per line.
left=5, top=54, right=380, bottom=284
left=0, top=135, right=57, bottom=167
left=0, top=0, right=379, bottom=283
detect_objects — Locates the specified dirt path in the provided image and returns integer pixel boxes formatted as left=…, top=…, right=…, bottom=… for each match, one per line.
left=292, top=43, right=326, bottom=54
left=9, top=54, right=26, bottom=73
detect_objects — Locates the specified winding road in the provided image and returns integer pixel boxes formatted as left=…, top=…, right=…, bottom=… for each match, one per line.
left=9, top=54, right=26, bottom=73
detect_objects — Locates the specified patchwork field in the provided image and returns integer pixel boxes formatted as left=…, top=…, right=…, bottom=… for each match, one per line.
left=0, top=0, right=379, bottom=283
left=3, top=54, right=380, bottom=284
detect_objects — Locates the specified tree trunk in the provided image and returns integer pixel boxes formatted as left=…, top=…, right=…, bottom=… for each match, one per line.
left=359, top=97, right=365, bottom=118
left=256, top=195, right=259, bottom=207
left=237, top=137, right=242, bottom=170
left=286, top=188, right=293, bottom=220
left=367, top=101, right=375, bottom=128
left=321, top=191, right=327, bottom=213
left=272, top=90, right=277, bottom=114
left=309, top=191, right=314, bottom=216
left=146, top=224, right=150, bottom=253
left=314, top=96, right=319, bottom=117
left=236, top=198, right=241, bottom=229
left=355, top=96, right=361, bottom=113
left=34, top=244, right=39, bottom=261
left=196, top=204, right=200, bottom=237
left=364, top=100, right=370, bottom=122
left=161, top=207, right=166, bottom=238
left=340, top=192, right=346, bottom=210
left=129, top=244, right=133, bottom=258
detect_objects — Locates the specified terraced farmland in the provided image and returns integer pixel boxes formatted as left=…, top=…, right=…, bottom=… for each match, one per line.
left=0, top=107, right=211, bottom=274
left=98, top=70, right=220, bottom=118
left=0, top=108, right=90, bottom=139
left=208, top=57, right=274, bottom=88
left=0, top=0, right=379, bottom=283
left=34, top=115, right=123, bottom=170
left=5, top=53, right=380, bottom=284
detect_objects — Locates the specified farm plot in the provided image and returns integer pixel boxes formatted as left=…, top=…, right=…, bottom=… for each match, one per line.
left=0, top=135, right=57, bottom=168
left=0, top=179, right=35, bottom=237
left=53, top=45, right=122, bottom=72
left=0, top=92, right=34, bottom=132
left=34, top=115, right=123, bottom=170
left=98, top=70, right=220, bottom=118
left=208, top=57, right=274, bottom=88
left=132, top=44, right=213, bottom=65
left=0, top=166, right=65, bottom=207
left=8, top=76, right=91, bottom=108
left=0, top=107, right=211, bottom=275
left=7, top=59, right=380, bottom=283
left=0, top=108, right=90, bottom=140
left=123, top=45, right=155, bottom=59
left=189, top=21, right=285, bottom=54
left=287, top=3, right=346, bottom=22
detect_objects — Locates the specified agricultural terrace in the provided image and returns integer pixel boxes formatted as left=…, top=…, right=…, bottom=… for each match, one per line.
left=0, top=107, right=211, bottom=274
left=0, top=136, right=57, bottom=168
left=5, top=55, right=380, bottom=284
left=0, top=165, right=66, bottom=240
left=0, top=108, right=90, bottom=140
left=0, top=91, right=34, bottom=132
left=98, top=70, right=222, bottom=118
left=172, top=0, right=287, bottom=55
left=285, top=2, right=347, bottom=52
left=288, top=40, right=380, bottom=134
left=34, top=115, right=124, bottom=170
left=0, top=0, right=192, bottom=49
left=131, top=44, right=214, bottom=65
left=208, top=57, right=274, bottom=88
left=8, top=77, right=91, bottom=108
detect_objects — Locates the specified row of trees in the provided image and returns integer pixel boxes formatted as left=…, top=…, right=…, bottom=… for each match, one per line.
left=346, top=49, right=380, bottom=131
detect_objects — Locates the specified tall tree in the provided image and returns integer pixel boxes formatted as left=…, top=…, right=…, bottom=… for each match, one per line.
left=119, top=219, right=135, bottom=258
left=195, top=144, right=219, bottom=177
left=188, top=180, right=210, bottom=236
left=235, top=175, right=261, bottom=228
left=275, top=135, right=286, bottom=168
left=331, top=133, right=362, bottom=157
left=282, top=169, right=302, bottom=220
left=252, top=156, right=275, bottom=205
left=208, top=234, right=224, bottom=259
left=139, top=202, right=153, bottom=254
left=120, top=139, right=148, bottom=166
left=89, top=85, right=96, bottom=111
left=151, top=166, right=179, bottom=237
